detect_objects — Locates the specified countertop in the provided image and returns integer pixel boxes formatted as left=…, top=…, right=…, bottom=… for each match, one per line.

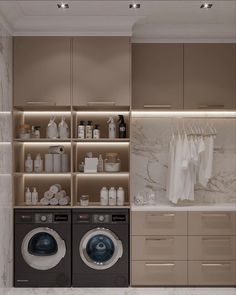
left=131, top=202, right=236, bottom=211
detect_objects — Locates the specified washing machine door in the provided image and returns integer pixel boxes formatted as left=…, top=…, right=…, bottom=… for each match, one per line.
left=79, top=228, right=123, bottom=270
left=21, top=227, right=66, bottom=271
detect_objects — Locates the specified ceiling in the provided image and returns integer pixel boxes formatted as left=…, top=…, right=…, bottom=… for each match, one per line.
left=0, top=0, right=235, bottom=41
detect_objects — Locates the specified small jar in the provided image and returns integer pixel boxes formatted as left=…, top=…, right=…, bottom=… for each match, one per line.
left=104, top=153, right=121, bottom=172
left=80, top=195, right=89, bottom=206
left=18, top=124, right=31, bottom=139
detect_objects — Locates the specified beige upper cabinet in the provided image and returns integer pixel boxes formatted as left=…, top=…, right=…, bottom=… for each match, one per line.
left=73, top=37, right=130, bottom=107
left=184, top=44, right=236, bottom=109
left=132, top=44, right=184, bottom=110
left=14, top=37, right=71, bottom=107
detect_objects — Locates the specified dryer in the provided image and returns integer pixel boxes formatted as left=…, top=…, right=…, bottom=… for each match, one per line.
left=72, top=208, right=129, bottom=287
left=14, top=209, right=71, bottom=287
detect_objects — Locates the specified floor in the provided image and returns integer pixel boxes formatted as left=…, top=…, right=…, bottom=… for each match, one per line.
left=5, top=288, right=236, bottom=295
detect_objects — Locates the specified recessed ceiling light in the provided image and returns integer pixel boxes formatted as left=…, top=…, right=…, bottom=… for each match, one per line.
left=129, top=3, right=141, bottom=9
left=200, top=3, right=213, bottom=9
left=57, top=3, right=69, bottom=9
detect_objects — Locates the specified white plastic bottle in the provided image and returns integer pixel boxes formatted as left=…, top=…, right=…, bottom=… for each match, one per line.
left=86, top=121, right=93, bottom=139
left=100, top=187, right=109, bottom=206
left=46, top=115, right=58, bottom=139
left=34, top=154, right=43, bottom=173
left=78, top=121, right=85, bottom=139
left=25, top=153, right=33, bottom=173
left=107, top=117, right=116, bottom=139
left=25, top=187, right=32, bottom=205
left=117, top=187, right=125, bottom=206
left=93, top=124, right=100, bottom=139
left=108, top=187, right=117, bottom=206
left=58, top=116, right=69, bottom=139
left=31, top=187, right=38, bottom=205
left=97, top=154, right=104, bottom=172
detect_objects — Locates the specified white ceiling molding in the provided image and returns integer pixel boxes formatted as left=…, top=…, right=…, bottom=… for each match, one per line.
left=0, top=0, right=235, bottom=40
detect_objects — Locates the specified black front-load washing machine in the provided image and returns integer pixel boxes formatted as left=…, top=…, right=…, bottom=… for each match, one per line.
left=14, top=209, right=71, bottom=287
left=72, top=208, right=129, bottom=287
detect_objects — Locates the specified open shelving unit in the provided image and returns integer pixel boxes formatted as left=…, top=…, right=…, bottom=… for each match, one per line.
left=13, top=106, right=131, bottom=208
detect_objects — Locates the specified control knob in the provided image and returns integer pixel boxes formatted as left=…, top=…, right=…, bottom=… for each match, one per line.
left=40, top=215, right=47, bottom=222
left=98, top=215, right=105, bottom=222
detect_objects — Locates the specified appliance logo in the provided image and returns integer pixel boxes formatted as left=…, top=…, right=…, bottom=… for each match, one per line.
left=17, top=280, right=29, bottom=282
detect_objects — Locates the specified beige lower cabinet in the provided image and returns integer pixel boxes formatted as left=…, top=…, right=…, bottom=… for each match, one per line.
left=188, top=261, right=236, bottom=286
left=188, top=236, right=236, bottom=261
left=132, top=261, right=188, bottom=286
left=132, top=236, right=187, bottom=261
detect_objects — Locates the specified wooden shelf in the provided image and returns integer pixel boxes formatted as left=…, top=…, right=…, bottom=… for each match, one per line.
left=14, top=172, right=72, bottom=176
left=14, top=204, right=71, bottom=209
left=73, top=138, right=130, bottom=142
left=14, top=138, right=71, bottom=143
left=74, top=202, right=130, bottom=209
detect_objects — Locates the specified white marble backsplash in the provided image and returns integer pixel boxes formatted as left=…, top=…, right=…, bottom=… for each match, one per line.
left=0, top=17, right=13, bottom=295
left=131, top=117, right=236, bottom=205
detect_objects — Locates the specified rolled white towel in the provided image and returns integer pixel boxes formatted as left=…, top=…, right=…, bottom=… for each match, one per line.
left=40, top=197, right=50, bottom=206
left=49, top=184, right=62, bottom=194
left=59, top=196, right=70, bottom=206
left=44, top=190, right=54, bottom=200
left=49, top=198, right=59, bottom=206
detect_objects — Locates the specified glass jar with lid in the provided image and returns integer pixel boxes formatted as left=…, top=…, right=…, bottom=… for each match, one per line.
left=18, top=124, right=31, bottom=139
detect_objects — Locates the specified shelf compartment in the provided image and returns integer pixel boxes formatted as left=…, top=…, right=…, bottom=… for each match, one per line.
left=14, top=174, right=72, bottom=207
left=73, top=138, right=130, bottom=142
left=74, top=173, right=129, bottom=205
left=14, top=142, right=71, bottom=173
left=75, top=142, right=129, bottom=172
left=74, top=202, right=130, bottom=208
left=73, top=110, right=130, bottom=139
left=13, top=109, right=72, bottom=139
left=14, top=138, right=72, bottom=142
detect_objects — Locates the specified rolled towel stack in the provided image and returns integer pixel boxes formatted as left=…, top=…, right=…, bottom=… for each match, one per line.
left=39, top=184, right=70, bottom=206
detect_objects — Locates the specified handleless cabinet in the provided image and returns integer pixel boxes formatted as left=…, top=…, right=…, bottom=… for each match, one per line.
left=73, top=37, right=130, bottom=107
left=13, top=37, right=71, bottom=107
left=184, top=44, right=236, bottom=109
left=132, top=44, right=184, bottom=110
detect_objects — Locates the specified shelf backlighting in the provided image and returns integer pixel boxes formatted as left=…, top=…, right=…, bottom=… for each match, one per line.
left=131, top=111, right=236, bottom=118
left=76, top=111, right=130, bottom=115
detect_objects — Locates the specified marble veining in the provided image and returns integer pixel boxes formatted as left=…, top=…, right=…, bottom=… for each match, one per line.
left=131, top=118, right=236, bottom=205
left=5, top=288, right=236, bottom=295
left=0, top=17, right=13, bottom=295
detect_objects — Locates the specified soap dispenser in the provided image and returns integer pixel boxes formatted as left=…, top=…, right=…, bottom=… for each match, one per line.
left=46, top=115, right=58, bottom=139
left=118, top=115, right=126, bottom=138
left=58, top=116, right=69, bottom=139
left=25, top=187, right=32, bottom=205
left=25, top=153, right=33, bottom=173
left=107, top=117, right=116, bottom=139
left=34, top=154, right=43, bottom=173
left=31, top=188, right=38, bottom=205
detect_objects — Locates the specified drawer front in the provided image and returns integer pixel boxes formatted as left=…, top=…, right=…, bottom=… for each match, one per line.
left=131, top=261, right=187, bottom=286
left=188, top=261, right=236, bottom=286
left=132, top=236, right=187, bottom=260
left=188, top=236, right=236, bottom=261
left=188, top=212, right=236, bottom=235
left=132, top=212, right=187, bottom=235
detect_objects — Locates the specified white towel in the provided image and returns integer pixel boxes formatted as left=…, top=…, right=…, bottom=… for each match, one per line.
left=40, top=197, right=50, bottom=206
left=59, top=196, right=70, bottom=206
left=49, top=198, right=59, bottom=206
left=44, top=190, right=54, bottom=200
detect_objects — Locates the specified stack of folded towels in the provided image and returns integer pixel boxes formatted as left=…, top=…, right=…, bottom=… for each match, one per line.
left=40, top=184, right=70, bottom=206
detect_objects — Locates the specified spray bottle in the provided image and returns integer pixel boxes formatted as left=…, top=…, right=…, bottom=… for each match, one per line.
left=107, top=117, right=116, bottom=139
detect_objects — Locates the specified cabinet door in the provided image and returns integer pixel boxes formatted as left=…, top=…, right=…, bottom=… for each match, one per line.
left=184, top=44, right=236, bottom=109
left=73, top=37, right=130, bottom=107
left=132, top=44, right=184, bottom=109
left=14, top=37, right=71, bottom=107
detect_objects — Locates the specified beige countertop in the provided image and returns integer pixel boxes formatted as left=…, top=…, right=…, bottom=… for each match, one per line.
left=131, top=202, right=236, bottom=211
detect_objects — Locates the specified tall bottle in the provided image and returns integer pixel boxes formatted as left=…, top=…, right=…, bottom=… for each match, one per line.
left=25, top=187, right=32, bottom=205
left=46, top=115, right=58, bottom=139
left=34, top=154, right=43, bottom=173
left=118, top=115, right=126, bottom=138
left=97, top=154, right=104, bottom=172
left=25, top=153, right=33, bottom=173
left=58, top=116, right=69, bottom=139
left=107, top=117, right=116, bottom=139
left=109, top=187, right=117, bottom=206
left=31, top=187, right=38, bottom=205
left=78, top=121, right=85, bottom=139
left=86, top=121, right=93, bottom=139
left=117, top=187, right=125, bottom=206
left=93, top=124, right=100, bottom=139
left=100, top=187, right=109, bottom=206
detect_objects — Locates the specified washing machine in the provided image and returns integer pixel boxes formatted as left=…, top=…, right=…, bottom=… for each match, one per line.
left=14, top=209, right=71, bottom=287
left=72, top=208, right=129, bottom=287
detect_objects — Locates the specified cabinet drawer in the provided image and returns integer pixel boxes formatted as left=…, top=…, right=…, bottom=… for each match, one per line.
left=188, top=236, right=236, bottom=261
left=188, top=261, right=236, bottom=286
left=131, top=261, right=187, bottom=286
left=132, top=236, right=187, bottom=260
left=132, top=212, right=187, bottom=235
left=188, top=212, right=236, bottom=235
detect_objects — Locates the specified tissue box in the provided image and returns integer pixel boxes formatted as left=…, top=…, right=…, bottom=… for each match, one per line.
left=84, top=158, right=98, bottom=173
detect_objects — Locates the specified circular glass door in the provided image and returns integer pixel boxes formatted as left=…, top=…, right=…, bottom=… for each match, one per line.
left=79, top=228, right=123, bottom=270
left=21, top=227, right=66, bottom=270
